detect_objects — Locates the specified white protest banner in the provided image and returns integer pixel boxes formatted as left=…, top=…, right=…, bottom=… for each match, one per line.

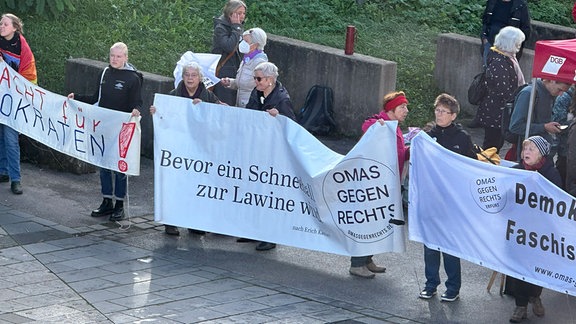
left=173, top=51, right=221, bottom=89
left=152, top=94, right=406, bottom=256
left=0, top=61, right=141, bottom=175
left=409, top=132, right=576, bottom=296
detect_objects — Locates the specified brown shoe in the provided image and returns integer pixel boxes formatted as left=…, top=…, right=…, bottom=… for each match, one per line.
left=366, top=261, right=386, bottom=273
left=529, top=297, right=545, bottom=317
left=509, top=306, right=527, bottom=323
left=349, top=266, right=375, bottom=278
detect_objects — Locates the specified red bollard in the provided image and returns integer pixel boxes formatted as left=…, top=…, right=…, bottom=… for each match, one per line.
left=345, top=25, right=356, bottom=55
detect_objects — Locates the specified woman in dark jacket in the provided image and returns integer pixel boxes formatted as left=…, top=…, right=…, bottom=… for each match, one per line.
left=508, top=136, right=561, bottom=323
left=481, top=0, right=531, bottom=62
left=246, top=62, right=296, bottom=121
left=478, top=26, right=525, bottom=152
left=245, top=62, right=295, bottom=251
left=150, top=62, right=221, bottom=236
left=211, top=0, right=246, bottom=105
left=419, top=94, right=475, bottom=302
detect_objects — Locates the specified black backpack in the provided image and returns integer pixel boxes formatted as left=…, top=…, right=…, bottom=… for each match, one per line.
left=501, top=84, right=537, bottom=144
left=298, top=85, right=337, bottom=135
left=467, top=70, right=488, bottom=105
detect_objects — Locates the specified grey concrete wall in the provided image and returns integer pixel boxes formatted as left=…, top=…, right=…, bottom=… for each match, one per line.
left=527, top=21, right=576, bottom=48
left=265, top=35, right=397, bottom=138
left=434, top=33, right=534, bottom=117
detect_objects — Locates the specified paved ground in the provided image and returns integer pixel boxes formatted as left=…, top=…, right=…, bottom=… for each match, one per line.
left=1, top=123, right=575, bottom=323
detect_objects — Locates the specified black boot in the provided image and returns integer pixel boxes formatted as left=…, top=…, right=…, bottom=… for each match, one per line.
left=109, top=200, right=125, bottom=221
left=91, top=198, right=114, bottom=217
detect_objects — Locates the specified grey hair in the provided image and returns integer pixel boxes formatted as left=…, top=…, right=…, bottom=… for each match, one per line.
left=494, top=26, right=525, bottom=53
left=254, top=62, right=279, bottom=80
left=182, top=62, right=204, bottom=79
left=244, top=28, right=267, bottom=50
left=223, top=0, right=246, bottom=18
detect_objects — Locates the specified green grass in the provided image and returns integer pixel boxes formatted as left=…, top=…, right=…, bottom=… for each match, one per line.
left=13, top=0, right=576, bottom=129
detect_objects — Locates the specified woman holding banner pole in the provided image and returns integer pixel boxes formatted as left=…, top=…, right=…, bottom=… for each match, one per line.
left=349, top=91, right=409, bottom=278
left=507, top=136, right=561, bottom=322
left=0, top=13, right=37, bottom=195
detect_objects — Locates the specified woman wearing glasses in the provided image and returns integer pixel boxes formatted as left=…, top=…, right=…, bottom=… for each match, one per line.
left=246, top=62, right=296, bottom=121
left=418, top=94, right=475, bottom=302
left=245, top=62, right=296, bottom=251
left=220, top=28, right=268, bottom=108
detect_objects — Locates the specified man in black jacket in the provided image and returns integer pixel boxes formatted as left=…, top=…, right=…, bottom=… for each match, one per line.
left=481, top=0, right=531, bottom=64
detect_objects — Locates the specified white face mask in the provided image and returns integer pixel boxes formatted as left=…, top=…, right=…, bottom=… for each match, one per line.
left=239, top=40, right=251, bottom=54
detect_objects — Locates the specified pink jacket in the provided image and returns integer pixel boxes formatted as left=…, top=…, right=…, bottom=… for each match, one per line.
left=362, top=112, right=409, bottom=175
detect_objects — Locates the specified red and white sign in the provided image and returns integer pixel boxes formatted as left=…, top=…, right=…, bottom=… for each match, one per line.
left=533, top=39, right=576, bottom=84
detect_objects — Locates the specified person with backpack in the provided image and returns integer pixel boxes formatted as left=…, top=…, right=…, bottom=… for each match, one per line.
left=68, top=42, right=143, bottom=222
left=509, top=79, right=570, bottom=161
left=477, top=26, right=525, bottom=152
left=348, top=91, right=409, bottom=279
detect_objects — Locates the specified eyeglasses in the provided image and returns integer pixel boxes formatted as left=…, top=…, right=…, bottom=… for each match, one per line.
left=434, top=109, right=453, bottom=115
left=253, top=76, right=265, bottom=82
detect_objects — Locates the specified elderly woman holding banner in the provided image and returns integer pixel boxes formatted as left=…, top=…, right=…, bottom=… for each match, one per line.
left=418, top=94, right=475, bottom=302
left=245, top=62, right=296, bottom=250
left=348, top=91, right=410, bottom=279
left=507, top=136, right=561, bottom=322
left=151, top=62, right=221, bottom=236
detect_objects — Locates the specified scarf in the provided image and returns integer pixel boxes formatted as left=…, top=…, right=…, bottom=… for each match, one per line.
left=522, top=157, right=546, bottom=171
left=492, top=46, right=525, bottom=86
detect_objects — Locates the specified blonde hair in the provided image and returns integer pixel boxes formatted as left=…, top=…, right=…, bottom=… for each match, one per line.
left=110, top=42, right=129, bottom=57
left=2, top=13, right=23, bottom=34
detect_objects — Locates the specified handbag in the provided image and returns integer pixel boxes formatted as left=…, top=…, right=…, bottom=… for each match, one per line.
left=467, top=70, right=488, bottom=106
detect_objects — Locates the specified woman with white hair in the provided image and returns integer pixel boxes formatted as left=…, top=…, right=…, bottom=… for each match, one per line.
left=246, top=61, right=296, bottom=121
left=477, top=26, right=526, bottom=152
left=220, top=27, right=268, bottom=107
left=150, top=62, right=221, bottom=236
left=245, top=62, right=296, bottom=250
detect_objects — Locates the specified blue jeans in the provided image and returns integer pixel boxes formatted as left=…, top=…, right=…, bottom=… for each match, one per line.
left=100, top=168, right=127, bottom=200
left=0, top=125, right=21, bottom=182
left=424, top=245, right=461, bottom=294
left=482, top=42, right=492, bottom=67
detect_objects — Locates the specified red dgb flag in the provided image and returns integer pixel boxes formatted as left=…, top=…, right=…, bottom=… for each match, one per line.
left=533, top=39, right=576, bottom=84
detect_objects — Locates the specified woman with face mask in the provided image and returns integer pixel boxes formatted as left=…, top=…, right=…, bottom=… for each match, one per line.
left=219, top=28, right=268, bottom=107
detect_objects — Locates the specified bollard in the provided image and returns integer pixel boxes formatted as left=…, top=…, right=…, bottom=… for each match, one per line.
left=345, top=25, right=356, bottom=55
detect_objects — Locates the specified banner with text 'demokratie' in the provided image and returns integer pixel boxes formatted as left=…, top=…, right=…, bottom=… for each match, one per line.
left=409, top=132, right=576, bottom=296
